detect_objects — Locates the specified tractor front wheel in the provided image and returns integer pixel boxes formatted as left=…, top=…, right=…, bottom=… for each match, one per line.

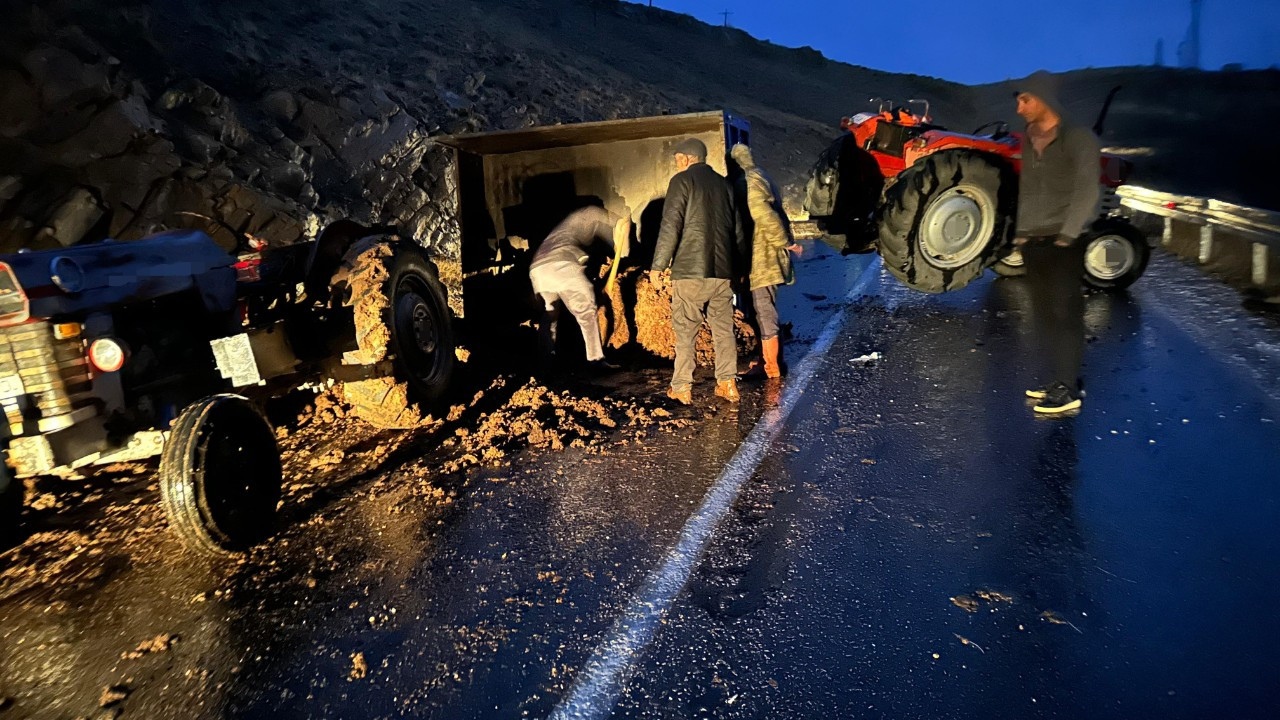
left=159, top=395, right=282, bottom=557
left=1081, top=218, right=1150, bottom=291
left=877, top=150, right=1015, bottom=293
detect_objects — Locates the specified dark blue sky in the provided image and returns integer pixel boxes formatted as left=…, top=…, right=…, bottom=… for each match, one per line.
left=631, top=0, right=1280, bottom=84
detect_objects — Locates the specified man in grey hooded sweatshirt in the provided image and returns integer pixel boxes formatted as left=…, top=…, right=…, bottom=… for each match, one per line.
left=1013, top=70, right=1100, bottom=415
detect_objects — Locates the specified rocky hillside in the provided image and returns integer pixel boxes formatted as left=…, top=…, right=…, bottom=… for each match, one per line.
left=1, top=0, right=1275, bottom=257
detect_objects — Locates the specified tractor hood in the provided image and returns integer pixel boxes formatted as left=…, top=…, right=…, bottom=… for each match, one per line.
left=0, top=230, right=237, bottom=322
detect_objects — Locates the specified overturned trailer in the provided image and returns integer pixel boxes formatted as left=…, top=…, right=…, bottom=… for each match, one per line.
left=432, top=110, right=752, bottom=359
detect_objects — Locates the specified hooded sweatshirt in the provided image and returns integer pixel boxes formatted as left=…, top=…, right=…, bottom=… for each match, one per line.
left=1014, top=71, right=1101, bottom=240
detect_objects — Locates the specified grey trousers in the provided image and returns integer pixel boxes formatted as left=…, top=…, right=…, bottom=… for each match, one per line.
left=751, top=285, right=780, bottom=340
left=671, top=277, right=737, bottom=390
left=530, top=260, right=604, bottom=362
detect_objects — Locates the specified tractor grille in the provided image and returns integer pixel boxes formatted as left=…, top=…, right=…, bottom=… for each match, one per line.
left=0, top=321, right=94, bottom=434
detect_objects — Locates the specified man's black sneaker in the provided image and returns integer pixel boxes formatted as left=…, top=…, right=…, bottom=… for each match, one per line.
left=1033, top=383, right=1082, bottom=415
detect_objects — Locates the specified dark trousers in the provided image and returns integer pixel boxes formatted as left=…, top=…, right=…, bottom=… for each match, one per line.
left=1023, top=238, right=1085, bottom=394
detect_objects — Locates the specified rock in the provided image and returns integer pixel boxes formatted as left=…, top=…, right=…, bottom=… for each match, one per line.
left=261, top=90, right=299, bottom=122
left=463, top=71, right=486, bottom=97
left=21, top=45, right=109, bottom=106
left=0, top=176, right=22, bottom=214
left=0, top=64, right=42, bottom=137
left=98, top=684, right=129, bottom=708
left=37, top=188, right=103, bottom=246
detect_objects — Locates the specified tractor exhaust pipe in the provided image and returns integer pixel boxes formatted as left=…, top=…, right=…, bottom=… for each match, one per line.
left=1093, top=85, right=1123, bottom=137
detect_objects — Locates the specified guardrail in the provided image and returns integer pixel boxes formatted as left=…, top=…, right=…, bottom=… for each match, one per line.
left=1117, top=185, right=1280, bottom=287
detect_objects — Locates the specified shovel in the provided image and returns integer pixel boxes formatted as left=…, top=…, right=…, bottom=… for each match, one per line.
left=603, top=211, right=632, bottom=295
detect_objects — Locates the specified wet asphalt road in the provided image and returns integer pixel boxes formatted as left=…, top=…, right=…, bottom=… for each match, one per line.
left=2, top=246, right=1279, bottom=719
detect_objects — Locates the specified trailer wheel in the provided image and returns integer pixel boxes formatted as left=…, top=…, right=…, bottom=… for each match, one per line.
left=1082, top=218, right=1150, bottom=291
left=159, top=395, right=281, bottom=557
left=991, top=248, right=1027, bottom=278
left=339, top=242, right=456, bottom=429
left=877, top=150, right=1015, bottom=293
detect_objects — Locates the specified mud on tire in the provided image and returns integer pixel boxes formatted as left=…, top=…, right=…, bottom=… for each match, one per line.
left=877, top=150, right=1015, bottom=293
left=159, top=395, right=282, bottom=557
left=337, top=241, right=455, bottom=429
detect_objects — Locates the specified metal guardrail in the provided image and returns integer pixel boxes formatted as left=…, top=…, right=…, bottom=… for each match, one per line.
left=1117, top=185, right=1280, bottom=287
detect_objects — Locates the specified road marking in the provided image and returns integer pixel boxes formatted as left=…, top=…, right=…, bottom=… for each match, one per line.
left=549, top=258, right=884, bottom=720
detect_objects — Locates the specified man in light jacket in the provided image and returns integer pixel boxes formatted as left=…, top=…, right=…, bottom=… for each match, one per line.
left=730, top=143, right=803, bottom=380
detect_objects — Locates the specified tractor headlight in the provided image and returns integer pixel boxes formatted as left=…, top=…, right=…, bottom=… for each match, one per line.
left=88, top=337, right=127, bottom=373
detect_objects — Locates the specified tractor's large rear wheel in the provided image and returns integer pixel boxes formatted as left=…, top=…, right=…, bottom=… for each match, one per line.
left=877, top=150, right=1015, bottom=293
left=337, top=241, right=456, bottom=429
left=1081, top=217, right=1150, bottom=291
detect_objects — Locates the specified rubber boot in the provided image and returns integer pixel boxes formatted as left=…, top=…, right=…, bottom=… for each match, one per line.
left=762, top=337, right=782, bottom=379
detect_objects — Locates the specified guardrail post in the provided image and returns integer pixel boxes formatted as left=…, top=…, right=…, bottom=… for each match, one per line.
left=1199, top=225, right=1214, bottom=264
left=1253, top=243, right=1270, bottom=286
left=1162, top=217, right=1174, bottom=247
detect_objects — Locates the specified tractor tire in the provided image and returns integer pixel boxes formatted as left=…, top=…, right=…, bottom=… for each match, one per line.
left=338, top=242, right=455, bottom=429
left=1081, top=217, right=1150, bottom=291
left=877, top=150, right=1015, bottom=293
left=159, top=395, right=282, bottom=557
left=991, top=248, right=1027, bottom=278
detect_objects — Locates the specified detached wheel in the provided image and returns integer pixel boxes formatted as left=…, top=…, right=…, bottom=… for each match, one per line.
left=992, top=248, right=1027, bottom=278
left=877, top=150, right=1015, bottom=293
left=159, top=395, right=281, bottom=557
left=337, top=241, right=456, bottom=429
left=1082, top=218, right=1150, bottom=291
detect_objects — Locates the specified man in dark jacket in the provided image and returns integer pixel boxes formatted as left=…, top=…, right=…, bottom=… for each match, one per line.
left=1013, top=70, right=1101, bottom=415
left=650, top=137, right=747, bottom=405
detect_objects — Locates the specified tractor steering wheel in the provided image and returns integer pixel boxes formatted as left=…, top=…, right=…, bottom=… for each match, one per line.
left=972, top=121, right=1010, bottom=139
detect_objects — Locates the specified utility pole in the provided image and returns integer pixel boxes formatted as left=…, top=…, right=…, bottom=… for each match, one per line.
left=1177, top=0, right=1202, bottom=69
left=720, top=9, right=732, bottom=27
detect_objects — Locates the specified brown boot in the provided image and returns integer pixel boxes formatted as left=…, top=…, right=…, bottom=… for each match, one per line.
left=666, top=386, right=692, bottom=405
left=714, top=379, right=740, bottom=402
left=762, top=337, right=783, bottom=379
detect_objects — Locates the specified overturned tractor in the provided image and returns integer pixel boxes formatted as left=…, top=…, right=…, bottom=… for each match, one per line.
left=803, top=92, right=1149, bottom=292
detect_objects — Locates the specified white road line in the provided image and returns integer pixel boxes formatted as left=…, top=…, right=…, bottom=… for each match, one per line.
left=549, top=258, right=884, bottom=720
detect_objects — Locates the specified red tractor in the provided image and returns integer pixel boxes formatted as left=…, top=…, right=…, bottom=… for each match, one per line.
left=802, top=93, right=1149, bottom=292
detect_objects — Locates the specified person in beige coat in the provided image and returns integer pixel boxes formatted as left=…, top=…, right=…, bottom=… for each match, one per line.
left=731, top=143, right=802, bottom=379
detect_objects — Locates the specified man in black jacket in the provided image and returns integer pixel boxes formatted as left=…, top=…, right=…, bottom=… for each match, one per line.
left=650, top=138, right=747, bottom=405
left=1013, top=70, right=1101, bottom=415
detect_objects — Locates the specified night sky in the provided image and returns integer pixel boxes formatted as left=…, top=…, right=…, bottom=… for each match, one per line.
left=630, top=0, right=1280, bottom=85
